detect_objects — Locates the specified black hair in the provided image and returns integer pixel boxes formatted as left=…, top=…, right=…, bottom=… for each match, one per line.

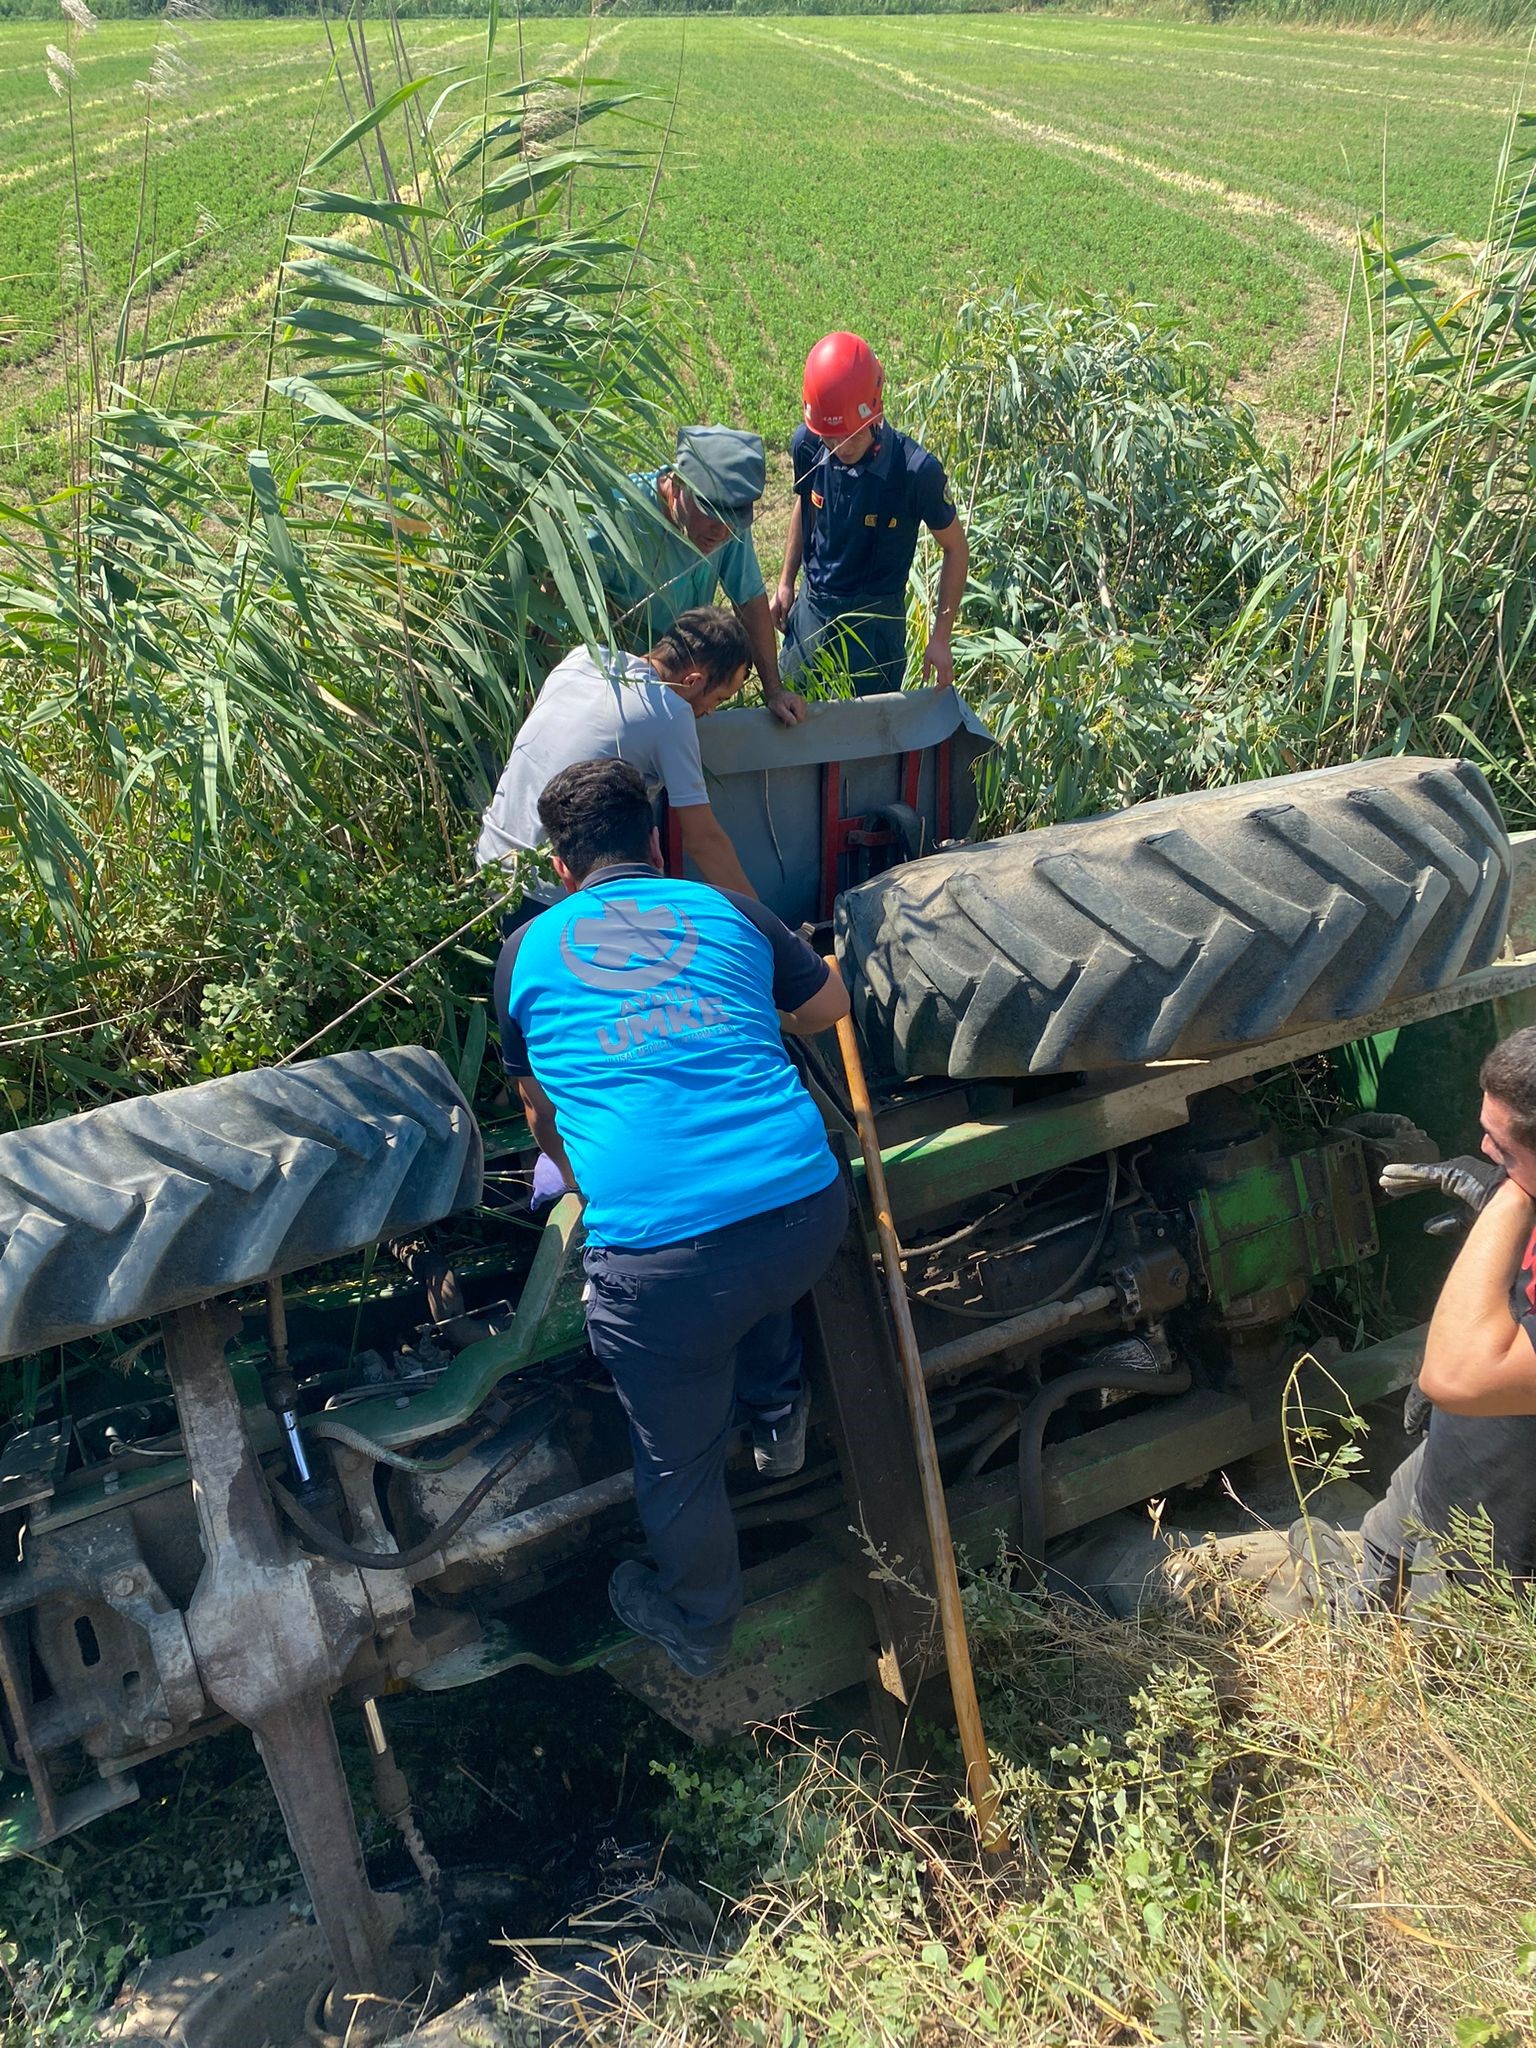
left=536, top=757, right=656, bottom=882
left=649, top=604, right=752, bottom=687
left=1482, top=1027, right=1536, bottom=1148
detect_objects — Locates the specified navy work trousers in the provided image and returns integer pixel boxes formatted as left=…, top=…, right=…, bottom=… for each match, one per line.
left=782, top=589, right=907, bottom=698
left=582, top=1173, right=849, bottom=1653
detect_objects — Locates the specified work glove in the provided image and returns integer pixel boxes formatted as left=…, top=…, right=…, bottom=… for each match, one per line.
left=1331, top=1110, right=1438, bottom=1179
left=530, top=1151, right=571, bottom=1214
left=1378, top=1155, right=1505, bottom=1216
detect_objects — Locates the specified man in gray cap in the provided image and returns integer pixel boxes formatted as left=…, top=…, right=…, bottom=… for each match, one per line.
left=590, top=426, right=806, bottom=729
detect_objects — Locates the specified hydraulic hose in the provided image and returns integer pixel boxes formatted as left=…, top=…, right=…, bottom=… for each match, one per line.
left=917, top=1155, right=1120, bottom=1324
left=1016, top=1361, right=1193, bottom=1583
left=306, top=1410, right=504, bottom=1474
left=270, top=1391, right=566, bottom=1573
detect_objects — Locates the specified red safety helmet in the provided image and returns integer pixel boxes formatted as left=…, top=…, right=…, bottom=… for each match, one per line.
left=802, top=331, right=884, bottom=441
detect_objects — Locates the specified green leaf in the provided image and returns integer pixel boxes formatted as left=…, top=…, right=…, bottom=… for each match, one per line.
left=298, top=187, right=444, bottom=229
left=455, top=1002, right=488, bottom=1099
left=247, top=451, right=319, bottom=641
left=267, top=376, right=373, bottom=432
left=308, top=73, right=456, bottom=175
left=0, top=741, right=90, bottom=940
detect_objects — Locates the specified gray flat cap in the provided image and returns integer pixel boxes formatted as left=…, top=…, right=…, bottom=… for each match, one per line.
left=674, top=425, right=766, bottom=531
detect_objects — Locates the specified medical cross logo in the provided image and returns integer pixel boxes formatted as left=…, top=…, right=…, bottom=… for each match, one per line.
left=559, top=897, right=700, bottom=993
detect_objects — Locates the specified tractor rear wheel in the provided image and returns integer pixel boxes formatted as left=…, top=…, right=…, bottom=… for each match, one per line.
left=837, top=756, right=1511, bottom=1080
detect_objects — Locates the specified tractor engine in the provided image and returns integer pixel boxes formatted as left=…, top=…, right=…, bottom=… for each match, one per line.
left=0, top=1080, right=1390, bottom=1862
left=905, top=1085, right=1382, bottom=1402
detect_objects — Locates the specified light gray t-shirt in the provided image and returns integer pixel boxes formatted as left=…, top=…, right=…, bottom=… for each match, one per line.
left=474, top=647, right=708, bottom=888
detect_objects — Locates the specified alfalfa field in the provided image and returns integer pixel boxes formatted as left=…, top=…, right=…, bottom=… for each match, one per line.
left=0, top=8, right=1530, bottom=489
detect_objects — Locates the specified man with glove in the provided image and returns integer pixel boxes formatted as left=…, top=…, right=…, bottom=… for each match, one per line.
left=1336, top=1027, right=1536, bottom=1604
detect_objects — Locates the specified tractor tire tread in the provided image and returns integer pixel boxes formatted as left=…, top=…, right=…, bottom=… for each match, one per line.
left=0, top=1046, right=483, bottom=1358
left=836, top=757, right=1511, bottom=1080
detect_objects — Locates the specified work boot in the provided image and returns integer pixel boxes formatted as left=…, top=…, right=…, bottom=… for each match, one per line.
left=1287, top=1515, right=1368, bottom=1609
left=608, top=1562, right=731, bottom=1679
left=751, top=1391, right=808, bottom=1480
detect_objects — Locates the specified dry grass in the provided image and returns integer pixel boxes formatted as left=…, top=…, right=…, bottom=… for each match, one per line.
left=524, top=1557, right=1536, bottom=2047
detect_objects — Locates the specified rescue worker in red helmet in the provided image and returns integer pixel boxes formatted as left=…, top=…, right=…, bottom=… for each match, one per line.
left=769, top=331, right=969, bottom=697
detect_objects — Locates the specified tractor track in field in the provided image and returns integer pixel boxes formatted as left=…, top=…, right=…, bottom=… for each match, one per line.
left=0, top=31, right=488, bottom=191
left=729, top=262, right=786, bottom=379
left=0, top=26, right=630, bottom=435
left=905, top=25, right=1520, bottom=119
left=1225, top=273, right=1351, bottom=441
left=1134, top=21, right=1534, bottom=74
left=0, top=31, right=486, bottom=142
left=762, top=24, right=1362, bottom=258
left=0, top=82, right=330, bottom=192
left=679, top=250, right=740, bottom=417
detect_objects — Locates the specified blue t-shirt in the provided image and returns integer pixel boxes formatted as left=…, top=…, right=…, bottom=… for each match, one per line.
left=496, top=867, right=837, bottom=1248
left=791, top=423, right=956, bottom=608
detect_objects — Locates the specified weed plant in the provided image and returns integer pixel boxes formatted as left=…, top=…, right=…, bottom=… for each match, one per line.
left=0, top=7, right=671, bottom=1124
left=7, top=49, right=1536, bottom=1121
left=1253, top=117, right=1536, bottom=818
left=2, top=0, right=1533, bottom=26
left=603, top=1556, right=1536, bottom=2046
left=912, top=286, right=1293, bottom=830
left=1197, top=0, right=1536, bottom=32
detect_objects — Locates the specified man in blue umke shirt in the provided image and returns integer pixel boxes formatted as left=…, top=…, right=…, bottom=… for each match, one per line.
left=494, top=757, right=850, bottom=1676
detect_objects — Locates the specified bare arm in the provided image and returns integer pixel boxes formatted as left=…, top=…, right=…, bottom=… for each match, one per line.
left=516, top=1075, right=576, bottom=1193
left=771, top=499, right=804, bottom=629
left=674, top=802, right=755, bottom=897
left=780, top=957, right=850, bottom=1037
left=735, top=590, right=805, bottom=727
left=1418, top=1177, right=1536, bottom=1414
left=921, top=520, right=969, bottom=692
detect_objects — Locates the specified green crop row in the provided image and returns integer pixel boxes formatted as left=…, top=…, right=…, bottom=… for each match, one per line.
left=0, top=9, right=1528, bottom=498
left=5, top=0, right=1536, bottom=26
left=0, top=15, right=589, bottom=486
left=569, top=12, right=1528, bottom=461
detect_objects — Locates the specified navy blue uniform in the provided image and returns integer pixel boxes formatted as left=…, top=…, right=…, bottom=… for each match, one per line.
left=783, top=422, right=956, bottom=697
left=495, top=864, right=848, bottom=1652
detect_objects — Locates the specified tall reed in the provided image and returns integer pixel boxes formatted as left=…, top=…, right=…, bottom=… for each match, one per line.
left=917, top=121, right=1536, bottom=841
left=0, top=3, right=673, bottom=1122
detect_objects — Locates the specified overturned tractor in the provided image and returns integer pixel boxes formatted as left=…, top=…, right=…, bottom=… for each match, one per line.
left=2, top=692, right=1531, bottom=2033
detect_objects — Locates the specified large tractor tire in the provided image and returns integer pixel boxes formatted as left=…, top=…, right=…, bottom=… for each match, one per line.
left=838, top=757, right=1511, bottom=1081
left=0, top=1046, right=482, bottom=1359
